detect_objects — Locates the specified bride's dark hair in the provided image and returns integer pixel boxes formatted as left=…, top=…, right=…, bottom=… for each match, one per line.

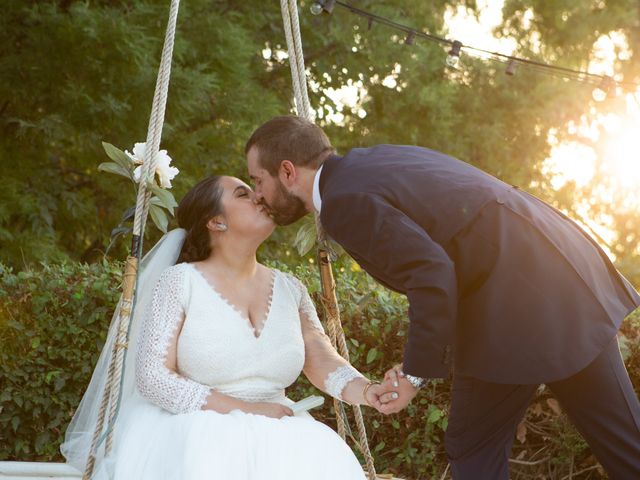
left=176, top=175, right=224, bottom=263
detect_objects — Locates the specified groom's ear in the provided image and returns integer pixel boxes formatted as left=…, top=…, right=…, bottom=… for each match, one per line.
left=278, top=160, right=297, bottom=187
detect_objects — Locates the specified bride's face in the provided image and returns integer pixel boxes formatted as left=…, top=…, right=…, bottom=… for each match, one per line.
left=217, top=176, right=275, bottom=240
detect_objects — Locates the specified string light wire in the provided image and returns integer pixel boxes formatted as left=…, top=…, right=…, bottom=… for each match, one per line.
left=309, top=0, right=639, bottom=93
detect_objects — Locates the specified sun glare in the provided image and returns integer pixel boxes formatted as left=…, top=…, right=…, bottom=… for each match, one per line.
left=544, top=142, right=596, bottom=190
left=607, top=130, right=640, bottom=187
left=603, top=96, right=640, bottom=190
left=545, top=93, right=640, bottom=195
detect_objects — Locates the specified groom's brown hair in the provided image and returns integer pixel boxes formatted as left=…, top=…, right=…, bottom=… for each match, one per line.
left=245, top=116, right=334, bottom=176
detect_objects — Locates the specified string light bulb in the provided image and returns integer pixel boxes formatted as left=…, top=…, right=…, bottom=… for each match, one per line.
left=506, top=59, right=517, bottom=76
left=310, top=0, right=335, bottom=15
left=446, top=40, right=462, bottom=69
left=592, top=75, right=614, bottom=102
left=405, top=31, right=416, bottom=45
left=310, top=2, right=324, bottom=15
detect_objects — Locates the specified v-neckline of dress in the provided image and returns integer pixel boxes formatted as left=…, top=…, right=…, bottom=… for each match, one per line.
left=186, top=263, right=277, bottom=339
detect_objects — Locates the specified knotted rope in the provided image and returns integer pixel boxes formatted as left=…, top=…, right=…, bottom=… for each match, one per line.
left=279, top=2, right=377, bottom=479
left=83, top=1, right=181, bottom=478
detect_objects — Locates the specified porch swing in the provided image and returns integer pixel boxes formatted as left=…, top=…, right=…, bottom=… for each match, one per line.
left=0, top=1, right=402, bottom=479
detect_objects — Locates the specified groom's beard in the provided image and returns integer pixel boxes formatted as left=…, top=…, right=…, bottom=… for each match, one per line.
left=264, top=180, right=308, bottom=226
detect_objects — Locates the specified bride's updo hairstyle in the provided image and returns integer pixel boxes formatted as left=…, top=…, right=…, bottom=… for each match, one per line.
left=176, top=175, right=224, bottom=263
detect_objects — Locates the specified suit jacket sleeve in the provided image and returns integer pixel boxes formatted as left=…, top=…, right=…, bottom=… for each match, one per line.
left=322, top=192, right=456, bottom=379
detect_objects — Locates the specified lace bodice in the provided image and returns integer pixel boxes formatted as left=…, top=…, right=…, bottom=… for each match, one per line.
left=136, top=263, right=364, bottom=414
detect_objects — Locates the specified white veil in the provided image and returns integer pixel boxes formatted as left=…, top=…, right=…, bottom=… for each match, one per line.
left=61, top=228, right=187, bottom=472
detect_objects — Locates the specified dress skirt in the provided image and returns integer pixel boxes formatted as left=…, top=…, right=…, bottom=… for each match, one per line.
left=93, top=396, right=366, bottom=480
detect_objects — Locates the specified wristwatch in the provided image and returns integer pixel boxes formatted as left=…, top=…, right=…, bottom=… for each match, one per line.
left=402, top=371, right=426, bottom=389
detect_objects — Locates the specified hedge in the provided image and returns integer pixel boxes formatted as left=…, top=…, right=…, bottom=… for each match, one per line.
left=1, top=260, right=638, bottom=479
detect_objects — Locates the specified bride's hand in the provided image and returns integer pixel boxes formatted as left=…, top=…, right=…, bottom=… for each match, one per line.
left=248, top=402, right=294, bottom=419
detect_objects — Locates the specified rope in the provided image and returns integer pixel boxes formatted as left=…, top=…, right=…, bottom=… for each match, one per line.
left=279, top=3, right=377, bottom=477
left=83, top=1, right=181, bottom=478
left=134, top=0, right=181, bottom=238
left=104, top=258, right=139, bottom=452
left=280, top=0, right=312, bottom=119
left=322, top=294, right=348, bottom=440
left=107, top=0, right=181, bottom=450
left=319, top=253, right=377, bottom=479
left=287, top=0, right=313, bottom=117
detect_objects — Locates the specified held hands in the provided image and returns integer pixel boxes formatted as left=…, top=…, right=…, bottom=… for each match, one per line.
left=363, top=364, right=420, bottom=415
left=381, top=364, right=420, bottom=414
left=247, top=364, right=421, bottom=418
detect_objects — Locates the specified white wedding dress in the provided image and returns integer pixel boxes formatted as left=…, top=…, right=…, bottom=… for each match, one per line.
left=92, top=262, right=367, bottom=480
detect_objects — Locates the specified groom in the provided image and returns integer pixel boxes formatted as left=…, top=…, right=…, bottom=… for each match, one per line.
left=245, top=116, right=640, bottom=479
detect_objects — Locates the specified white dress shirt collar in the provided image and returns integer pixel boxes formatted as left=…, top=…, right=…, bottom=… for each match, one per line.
left=312, top=165, right=323, bottom=213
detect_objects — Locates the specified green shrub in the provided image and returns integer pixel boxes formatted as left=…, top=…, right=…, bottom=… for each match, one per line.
left=1, top=260, right=638, bottom=479
left=0, top=261, right=122, bottom=460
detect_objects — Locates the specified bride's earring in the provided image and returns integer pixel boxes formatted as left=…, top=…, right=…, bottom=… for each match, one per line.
left=217, top=223, right=228, bottom=232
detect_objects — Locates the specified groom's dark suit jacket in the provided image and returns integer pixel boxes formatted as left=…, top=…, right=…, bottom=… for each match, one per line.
left=319, top=145, right=640, bottom=384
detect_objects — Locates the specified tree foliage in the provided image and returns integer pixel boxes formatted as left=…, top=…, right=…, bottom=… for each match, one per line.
left=1, top=0, right=638, bottom=279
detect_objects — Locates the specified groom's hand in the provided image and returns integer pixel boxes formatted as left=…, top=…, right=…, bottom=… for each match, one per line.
left=379, top=377, right=418, bottom=414
left=376, top=365, right=419, bottom=414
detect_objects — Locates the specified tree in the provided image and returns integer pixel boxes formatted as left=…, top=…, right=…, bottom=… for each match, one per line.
left=0, top=0, right=285, bottom=265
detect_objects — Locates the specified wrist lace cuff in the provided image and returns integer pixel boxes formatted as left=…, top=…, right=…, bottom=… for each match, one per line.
left=324, top=365, right=365, bottom=401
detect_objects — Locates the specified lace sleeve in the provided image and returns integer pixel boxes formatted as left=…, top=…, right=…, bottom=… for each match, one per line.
left=135, top=265, right=211, bottom=414
left=283, top=273, right=325, bottom=332
left=284, top=273, right=367, bottom=402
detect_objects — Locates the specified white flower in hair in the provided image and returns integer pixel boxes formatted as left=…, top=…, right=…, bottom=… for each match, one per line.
left=126, top=142, right=179, bottom=189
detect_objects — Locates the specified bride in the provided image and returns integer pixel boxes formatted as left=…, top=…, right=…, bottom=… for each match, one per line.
left=61, top=175, right=394, bottom=479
